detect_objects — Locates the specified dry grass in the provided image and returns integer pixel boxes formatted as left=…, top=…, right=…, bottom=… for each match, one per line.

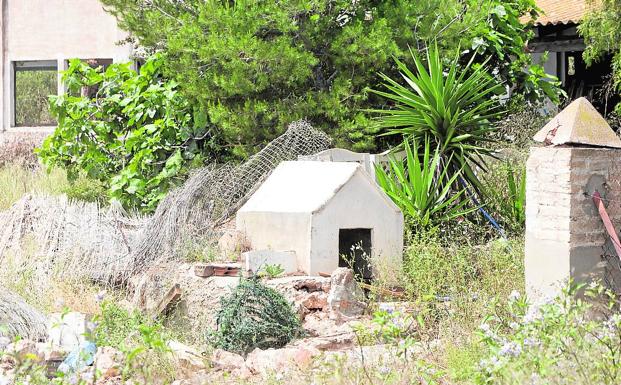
left=0, top=165, right=70, bottom=210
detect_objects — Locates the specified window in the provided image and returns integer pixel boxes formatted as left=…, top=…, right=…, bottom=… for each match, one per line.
left=14, top=60, right=58, bottom=127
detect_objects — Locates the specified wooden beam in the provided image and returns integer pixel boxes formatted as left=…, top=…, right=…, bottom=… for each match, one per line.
left=529, top=39, right=586, bottom=53
left=153, top=284, right=182, bottom=318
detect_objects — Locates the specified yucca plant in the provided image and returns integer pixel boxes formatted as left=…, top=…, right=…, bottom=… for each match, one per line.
left=371, top=44, right=504, bottom=193
left=375, top=138, right=477, bottom=228
left=484, top=162, right=526, bottom=233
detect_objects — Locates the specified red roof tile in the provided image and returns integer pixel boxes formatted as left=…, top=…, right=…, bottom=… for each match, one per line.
left=529, top=0, right=592, bottom=26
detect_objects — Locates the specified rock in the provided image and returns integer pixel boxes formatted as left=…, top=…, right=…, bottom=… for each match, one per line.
left=327, top=268, right=366, bottom=319
left=211, top=349, right=245, bottom=372
left=245, top=346, right=320, bottom=376
left=5, top=340, right=40, bottom=362
left=167, top=341, right=207, bottom=377
left=218, top=229, right=249, bottom=258
left=300, top=291, right=328, bottom=311
left=95, top=347, right=123, bottom=379
left=243, top=250, right=298, bottom=276
left=48, top=312, right=93, bottom=352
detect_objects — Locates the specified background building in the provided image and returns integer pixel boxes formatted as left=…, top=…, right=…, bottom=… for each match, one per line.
left=529, top=0, right=617, bottom=114
left=0, top=0, right=132, bottom=132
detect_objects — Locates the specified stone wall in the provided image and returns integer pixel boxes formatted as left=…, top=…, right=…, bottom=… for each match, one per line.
left=526, top=146, right=621, bottom=301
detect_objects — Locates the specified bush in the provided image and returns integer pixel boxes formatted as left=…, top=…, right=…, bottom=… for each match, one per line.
left=100, top=0, right=556, bottom=155
left=210, top=278, right=302, bottom=355
left=375, top=138, right=475, bottom=229
left=62, top=176, right=108, bottom=204
left=0, top=165, right=70, bottom=210
left=402, top=234, right=524, bottom=336
left=0, top=135, right=45, bottom=169
left=93, top=301, right=151, bottom=349
left=473, top=284, right=621, bottom=384
left=38, top=55, right=213, bottom=211
left=481, top=160, right=527, bottom=236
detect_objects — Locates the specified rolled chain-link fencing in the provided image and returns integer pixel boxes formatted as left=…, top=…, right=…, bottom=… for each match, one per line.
left=0, top=120, right=331, bottom=286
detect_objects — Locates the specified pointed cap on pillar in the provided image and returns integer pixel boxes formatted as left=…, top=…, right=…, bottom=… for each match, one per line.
left=533, top=97, right=621, bottom=148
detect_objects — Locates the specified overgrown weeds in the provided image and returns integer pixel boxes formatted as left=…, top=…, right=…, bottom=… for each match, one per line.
left=0, top=165, right=69, bottom=210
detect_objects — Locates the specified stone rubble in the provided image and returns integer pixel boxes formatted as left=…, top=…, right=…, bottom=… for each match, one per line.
left=0, top=268, right=377, bottom=383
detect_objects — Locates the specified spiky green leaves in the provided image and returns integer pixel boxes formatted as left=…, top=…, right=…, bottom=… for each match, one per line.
left=372, top=44, right=504, bottom=193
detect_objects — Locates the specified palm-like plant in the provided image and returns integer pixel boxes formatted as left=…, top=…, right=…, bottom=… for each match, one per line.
left=375, top=138, right=477, bottom=228
left=371, top=44, right=504, bottom=193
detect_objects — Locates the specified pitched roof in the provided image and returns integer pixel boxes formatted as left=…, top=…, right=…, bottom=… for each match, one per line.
left=530, top=0, right=590, bottom=26
left=239, top=161, right=362, bottom=214
left=533, top=97, right=621, bottom=148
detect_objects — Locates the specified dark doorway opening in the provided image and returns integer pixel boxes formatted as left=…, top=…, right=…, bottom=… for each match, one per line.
left=339, top=228, right=372, bottom=282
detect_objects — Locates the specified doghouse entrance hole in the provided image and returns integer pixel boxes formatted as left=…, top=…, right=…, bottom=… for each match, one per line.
left=339, top=228, right=372, bottom=281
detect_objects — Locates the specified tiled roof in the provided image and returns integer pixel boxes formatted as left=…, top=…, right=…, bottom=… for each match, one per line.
left=530, top=0, right=590, bottom=26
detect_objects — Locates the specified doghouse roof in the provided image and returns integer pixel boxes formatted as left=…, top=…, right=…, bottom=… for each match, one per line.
left=239, top=161, right=388, bottom=214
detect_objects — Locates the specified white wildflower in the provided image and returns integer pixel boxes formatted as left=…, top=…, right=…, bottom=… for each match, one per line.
left=499, top=341, right=522, bottom=357
left=508, top=290, right=521, bottom=302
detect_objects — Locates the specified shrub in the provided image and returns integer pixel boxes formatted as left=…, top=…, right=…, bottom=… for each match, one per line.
left=93, top=301, right=151, bottom=349
left=62, top=176, right=108, bottom=204
left=473, top=284, right=621, bottom=384
left=210, top=278, right=302, bottom=355
left=0, top=165, right=70, bottom=210
left=38, top=55, right=213, bottom=211
left=482, top=162, right=526, bottom=235
left=0, top=135, right=44, bottom=169
left=402, top=234, right=524, bottom=336
left=100, top=0, right=556, bottom=155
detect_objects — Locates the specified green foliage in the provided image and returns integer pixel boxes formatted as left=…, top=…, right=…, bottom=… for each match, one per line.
left=473, top=284, right=621, bottom=384
left=210, top=278, right=302, bottom=355
left=38, top=55, right=212, bottom=211
left=93, top=301, right=150, bottom=349
left=0, top=165, right=70, bottom=210
left=483, top=162, right=526, bottom=235
left=468, top=0, right=561, bottom=103
left=259, top=264, right=286, bottom=279
left=375, top=139, right=476, bottom=228
left=402, top=234, right=523, bottom=323
left=372, top=44, right=503, bottom=193
left=62, top=176, right=108, bottom=204
left=99, top=0, right=555, bottom=155
left=580, top=0, right=621, bottom=113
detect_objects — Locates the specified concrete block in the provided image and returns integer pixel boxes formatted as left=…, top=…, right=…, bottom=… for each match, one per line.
left=243, top=250, right=298, bottom=275
left=48, top=312, right=93, bottom=351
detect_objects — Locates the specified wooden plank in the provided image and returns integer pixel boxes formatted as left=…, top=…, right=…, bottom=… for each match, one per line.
left=153, top=284, right=182, bottom=318
left=593, top=191, right=621, bottom=261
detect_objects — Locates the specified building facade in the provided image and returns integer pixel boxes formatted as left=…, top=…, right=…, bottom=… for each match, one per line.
left=0, top=0, right=132, bottom=132
left=529, top=0, right=616, bottom=114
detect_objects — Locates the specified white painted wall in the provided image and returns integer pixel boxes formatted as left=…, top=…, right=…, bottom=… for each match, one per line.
left=237, top=162, right=405, bottom=276
left=236, top=211, right=311, bottom=272
left=310, top=171, right=404, bottom=275
left=1, top=0, right=132, bottom=130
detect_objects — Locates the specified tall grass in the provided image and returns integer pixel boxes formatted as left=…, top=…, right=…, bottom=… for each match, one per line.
left=0, top=165, right=70, bottom=210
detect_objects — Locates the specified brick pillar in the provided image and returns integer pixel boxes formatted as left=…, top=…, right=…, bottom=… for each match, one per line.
left=525, top=147, right=621, bottom=302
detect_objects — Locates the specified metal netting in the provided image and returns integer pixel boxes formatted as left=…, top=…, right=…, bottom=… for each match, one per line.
left=0, top=289, right=48, bottom=341
left=0, top=120, right=330, bottom=287
left=601, top=240, right=621, bottom=295
left=128, top=120, right=331, bottom=275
